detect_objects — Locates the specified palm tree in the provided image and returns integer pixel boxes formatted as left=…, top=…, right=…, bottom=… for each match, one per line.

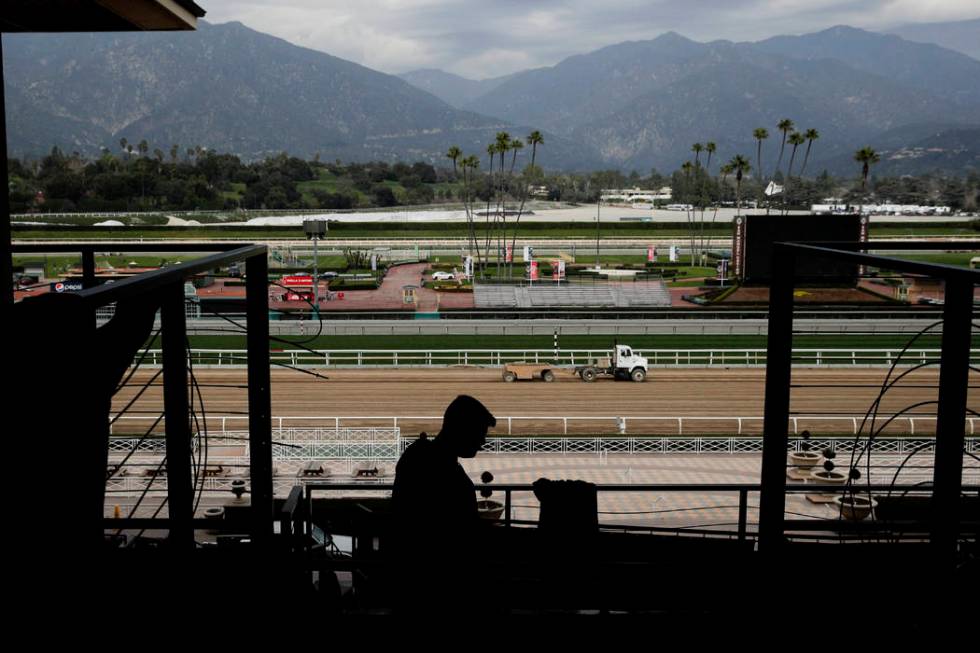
left=460, top=155, right=482, bottom=264
left=681, top=160, right=695, bottom=267
left=729, top=155, right=751, bottom=216
left=493, top=133, right=512, bottom=275
left=712, top=163, right=734, bottom=225
left=691, top=143, right=704, bottom=169
left=508, top=139, right=524, bottom=175
left=753, top=128, right=768, bottom=183
left=446, top=145, right=462, bottom=178
left=784, top=132, right=806, bottom=213
left=483, top=142, right=497, bottom=277
left=798, top=129, right=820, bottom=178
left=509, top=131, right=544, bottom=277
left=854, top=146, right=880, bottom=194
left=697, top=142, right=717, bottom=260
left=527, top=130, right=544, bottom=173
left=774, top=118, right=794, bottom=180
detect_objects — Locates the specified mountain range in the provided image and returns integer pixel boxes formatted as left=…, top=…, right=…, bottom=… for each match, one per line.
left=4, top=20, right=979, bottom=175
left=886, top=18, right=980, bottom=61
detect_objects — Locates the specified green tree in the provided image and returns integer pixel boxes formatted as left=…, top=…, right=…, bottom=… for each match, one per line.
left=784, top=132, right=806, bottom=212
left=854, top=146, right=880, bottom=194
left=798, top=129, right=820, bottom=178
left=728, top=154, right=752, bottom=215
left=774, top=118, right=794, bottom=179
left=446, top=145, right=462, bottom=178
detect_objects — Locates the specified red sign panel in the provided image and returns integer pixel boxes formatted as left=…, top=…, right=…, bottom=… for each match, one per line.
left=281, top=275, right=314, bottom=287
left=528, top=260, right=539, bottom=281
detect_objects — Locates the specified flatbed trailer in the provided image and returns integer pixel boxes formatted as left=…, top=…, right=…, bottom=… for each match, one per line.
left=502, top=362, right=558, bottom=382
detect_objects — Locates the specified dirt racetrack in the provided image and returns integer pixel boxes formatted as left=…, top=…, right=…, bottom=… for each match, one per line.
left=110, top=367, right=977, bottom=437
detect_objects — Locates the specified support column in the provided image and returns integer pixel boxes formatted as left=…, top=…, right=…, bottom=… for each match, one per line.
left=931, top=276, right=973, bottom=560
left=247, top=252, right=273, bottom=544
left=758, top=243, right=796, bottom=554
left=161, top=282, right=193, bottom=548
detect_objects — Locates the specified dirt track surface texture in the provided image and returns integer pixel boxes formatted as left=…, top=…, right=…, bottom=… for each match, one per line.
left=110, top=367, right=975, bottom=437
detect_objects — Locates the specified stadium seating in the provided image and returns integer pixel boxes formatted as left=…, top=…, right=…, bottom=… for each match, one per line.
left=474, top=281, right=671, bottom=308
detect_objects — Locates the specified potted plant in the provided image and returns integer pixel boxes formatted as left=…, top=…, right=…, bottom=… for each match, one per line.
left=835, top=468, right=877, bottom=520
left=789, top=430, right=822, bottom=469
left=810, top=448, right=847, bottom=484
left=477, top=471, right=504, bottom=521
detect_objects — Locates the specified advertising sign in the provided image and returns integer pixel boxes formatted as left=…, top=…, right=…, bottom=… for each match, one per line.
left=505, top=246, right=513, bottom=263
left=647, top=245, right=656, bottom=263
left=51, top=280, right=84, bottom=293
left=552, top=260, right=565, bottom=281
left=669, top=245, right=678, bottom=262
left=523, top=246, right=534, bottom=261
left=463, top=256, right=473, bottom=278
left=527, top=260, right=539, bottom=281
left=717, top=259, right=729, bottom=282
left=732, top=216, right=744, bottom=279
left=281, top=275, right=314, bottom=286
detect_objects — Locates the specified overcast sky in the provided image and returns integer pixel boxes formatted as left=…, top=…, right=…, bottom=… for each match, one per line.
left=202, top=1, right=979, bottom=79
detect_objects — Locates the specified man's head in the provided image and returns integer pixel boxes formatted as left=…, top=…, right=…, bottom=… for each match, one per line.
left=438, top=395, right=496, bottom=458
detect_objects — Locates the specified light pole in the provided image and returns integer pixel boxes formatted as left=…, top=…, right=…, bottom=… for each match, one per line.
left=303, top=219, right=327, bottom=319
left=595, top=191, right=601, bottom=271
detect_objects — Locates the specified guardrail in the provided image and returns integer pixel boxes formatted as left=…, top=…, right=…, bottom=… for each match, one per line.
left=134, top=347, right=973, bottom=368
left=108, top=414, right=980, bottom=440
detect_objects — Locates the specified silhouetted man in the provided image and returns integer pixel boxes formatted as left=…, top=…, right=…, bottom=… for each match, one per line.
left=389, top=395, right=496, bottom=611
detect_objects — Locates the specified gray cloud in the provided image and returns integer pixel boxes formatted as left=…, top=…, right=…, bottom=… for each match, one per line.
left=202, top=1, right=980, bottom=78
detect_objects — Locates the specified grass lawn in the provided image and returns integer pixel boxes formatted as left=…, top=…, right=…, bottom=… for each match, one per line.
left=15, top=254, right=201, bottom=277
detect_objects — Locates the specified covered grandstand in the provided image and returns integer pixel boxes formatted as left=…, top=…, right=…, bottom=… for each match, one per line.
left=474, top=280, right=672, bottom=308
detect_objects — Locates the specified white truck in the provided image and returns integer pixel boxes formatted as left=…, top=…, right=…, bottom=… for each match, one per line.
left=574, top=344, right=648, bottom=382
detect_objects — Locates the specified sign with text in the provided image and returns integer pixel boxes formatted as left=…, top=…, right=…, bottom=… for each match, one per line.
left=647, top=245, right=656, bottom=262
left=552, top=259, right=566, bottom=281
left=51, top=280, right=84, bottom=293
left=281, top=275, right=314, bottom=286
left=527, top=260, right=539, bottom=281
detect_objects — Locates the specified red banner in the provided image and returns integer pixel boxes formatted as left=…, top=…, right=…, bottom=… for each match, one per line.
left=281, top=275, right=313, bottom=286
left=647, top=246, right=656, bottom=262
left=528, top=260, right=539, bottom=281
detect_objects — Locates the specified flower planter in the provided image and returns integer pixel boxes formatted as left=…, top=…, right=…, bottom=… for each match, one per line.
left=477, top=499, right=504, bottom=521
left=809, top=470, right=847, bottom=484
left=789, top=451, right=822, bottom=468
left=835, top=495, right=877, bottom=521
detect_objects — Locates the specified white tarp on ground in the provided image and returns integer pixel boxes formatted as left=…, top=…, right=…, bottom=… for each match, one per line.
left=236, top=210, right=467, bottom=226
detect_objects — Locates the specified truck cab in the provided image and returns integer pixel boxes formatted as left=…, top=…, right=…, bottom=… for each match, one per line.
left=614, top=345, right=645, bottom=368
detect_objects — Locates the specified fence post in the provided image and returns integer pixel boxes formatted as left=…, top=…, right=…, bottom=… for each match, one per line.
left=737, top=489, right=748, bottom=542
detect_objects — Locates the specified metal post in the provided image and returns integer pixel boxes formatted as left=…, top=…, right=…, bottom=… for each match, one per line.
left=0, top=36, right=11, bottom=312
left=247, top=252, right=274, bottom=544
left=759, top=243, right=796, bottom=554
left=161, top=282, right=194, bottom=548
left=738, top=489, right=748, bottom=542
left=312, top=234, right=319, bottom=319
left=82, top=249, right=96, bottom=289
left=931, top=276, right=973, bottom=560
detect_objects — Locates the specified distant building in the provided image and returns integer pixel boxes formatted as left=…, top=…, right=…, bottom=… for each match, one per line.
left=601, top=187, right=672, bottom=204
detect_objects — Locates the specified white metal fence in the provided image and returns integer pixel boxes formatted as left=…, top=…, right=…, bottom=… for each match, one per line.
left=107, top=414, right=980, bottom=441
left=134, top=348, right=973, bottom=368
